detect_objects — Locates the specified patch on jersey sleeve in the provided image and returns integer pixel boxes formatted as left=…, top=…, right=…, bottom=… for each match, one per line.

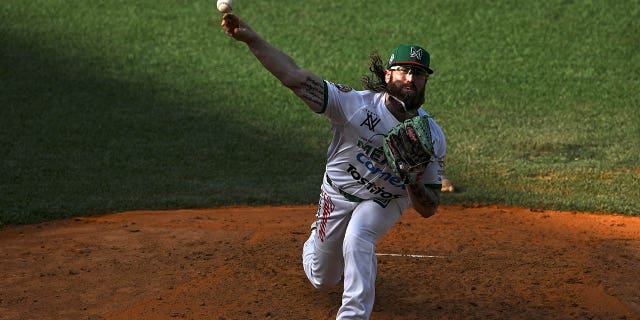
left=329, top=82, right=353, bottom=92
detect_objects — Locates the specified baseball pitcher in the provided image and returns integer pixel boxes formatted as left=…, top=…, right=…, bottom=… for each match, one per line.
left=221, top=13, right=446, bottom=320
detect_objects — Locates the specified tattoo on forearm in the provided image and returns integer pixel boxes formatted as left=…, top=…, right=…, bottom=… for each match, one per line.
left=300, top=77, right=324, bottom=107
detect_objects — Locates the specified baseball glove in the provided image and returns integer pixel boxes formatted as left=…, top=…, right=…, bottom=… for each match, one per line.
left=383, top=115, right=436, bottom=184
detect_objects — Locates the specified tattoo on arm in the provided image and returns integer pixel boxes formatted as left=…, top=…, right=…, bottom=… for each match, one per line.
left=299, top=77, right=325, bottom=109
left=409, top=183, right=439, bottom=207
left=408, top=183, right=440, bottom=217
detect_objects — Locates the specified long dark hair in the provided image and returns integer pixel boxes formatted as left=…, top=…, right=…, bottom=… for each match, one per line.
left=361, top=52, right=387, bottom=92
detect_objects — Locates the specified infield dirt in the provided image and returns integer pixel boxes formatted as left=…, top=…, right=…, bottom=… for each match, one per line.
left=1, top=205, right=639, bottom=319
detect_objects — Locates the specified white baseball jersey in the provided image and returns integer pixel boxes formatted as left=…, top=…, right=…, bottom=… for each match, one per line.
left=320, top=81, right=446, bottom=205
left=302, top=80, right=447, bottom=319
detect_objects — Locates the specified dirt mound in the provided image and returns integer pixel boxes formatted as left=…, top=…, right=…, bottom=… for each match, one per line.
left=1, top=205, right=639, bottom=319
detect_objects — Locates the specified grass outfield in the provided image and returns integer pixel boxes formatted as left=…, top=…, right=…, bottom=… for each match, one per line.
left=1, top=0, right=638, bottom=224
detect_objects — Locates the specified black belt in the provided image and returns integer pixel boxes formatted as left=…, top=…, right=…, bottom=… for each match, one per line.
left=325, top=175, right=363, bottom=202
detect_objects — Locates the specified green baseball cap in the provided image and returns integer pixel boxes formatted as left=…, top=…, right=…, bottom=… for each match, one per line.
left=388, top=44, right=434, bottom=74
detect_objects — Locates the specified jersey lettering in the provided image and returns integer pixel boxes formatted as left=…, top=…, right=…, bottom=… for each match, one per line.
left=355, top=153, right=404, bottom=189
left=346, top=164, right=402, bottom=199
left=357, top=138, right=387, bottom=164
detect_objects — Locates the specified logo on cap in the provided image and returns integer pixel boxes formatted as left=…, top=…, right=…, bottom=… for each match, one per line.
left=410, top=47, right=423, bottom=60
left=388, top=44, right=434, bottom=74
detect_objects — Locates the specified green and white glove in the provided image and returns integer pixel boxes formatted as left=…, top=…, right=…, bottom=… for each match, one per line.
left=383, top=115, right=436, bottom=184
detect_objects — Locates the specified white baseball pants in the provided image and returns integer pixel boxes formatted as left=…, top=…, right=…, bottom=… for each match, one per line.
left=302, top=174, right=408, bottom=319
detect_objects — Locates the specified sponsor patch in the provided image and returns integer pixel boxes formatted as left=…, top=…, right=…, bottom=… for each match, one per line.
left=330, top=82, right=353, bottom=92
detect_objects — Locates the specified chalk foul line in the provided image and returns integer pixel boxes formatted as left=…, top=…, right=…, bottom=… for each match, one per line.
left=376, top=253, right=445, bottom=259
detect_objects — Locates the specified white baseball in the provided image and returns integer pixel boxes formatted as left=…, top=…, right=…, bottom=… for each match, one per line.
left=217, top=0, right=233, bottom=13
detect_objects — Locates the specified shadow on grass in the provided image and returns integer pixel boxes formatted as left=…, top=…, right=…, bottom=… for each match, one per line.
left=0, top=36, right=325, bottom=225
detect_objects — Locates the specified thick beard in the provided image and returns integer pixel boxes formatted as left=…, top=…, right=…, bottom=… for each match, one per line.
left=386, top=80, right=425, bottom=111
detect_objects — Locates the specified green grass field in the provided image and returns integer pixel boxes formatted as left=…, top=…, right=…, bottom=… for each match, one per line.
left=1, top=0, right=638, bottom=224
